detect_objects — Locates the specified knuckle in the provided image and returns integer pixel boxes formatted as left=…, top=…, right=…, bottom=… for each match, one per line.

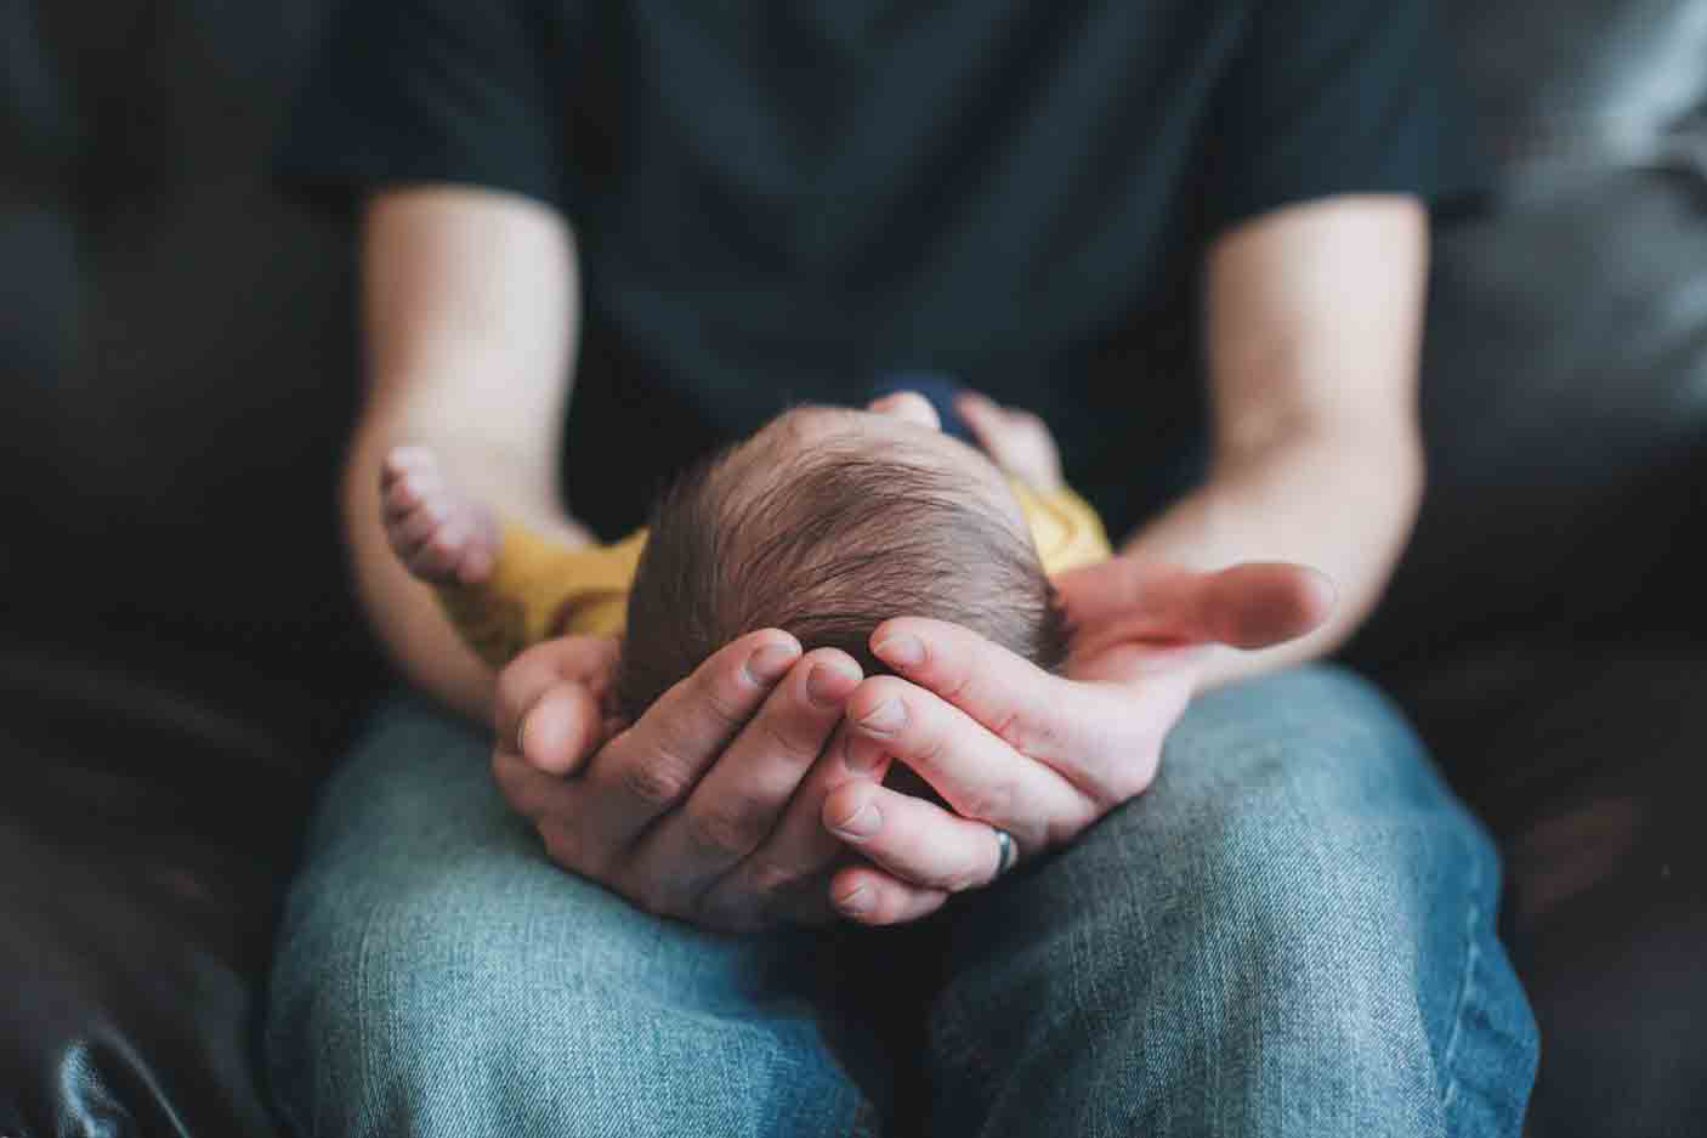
left=1082, top=723, right=1164, bottom=804
left=748, top=858, right=807, bottom=896
left=905, top=719, right=949, bottom=772
left=987, top=706, right=1029, bottom=752
left=754, top=706, right=821, bottom=759
left=616, top=756, right=694, bottom=807
left=1103, top=756, right=1160, bottom=804
left=931, top=656, right=975, bottom=705
left=962, top=779, right=1017, bottom=826
left=694, top=664, right=754, bottom=729
left=862, top=674, right=910, bottom=704
left=684, top=801, right=762, bottom=856
left=707, top=685, right=751, bottom=730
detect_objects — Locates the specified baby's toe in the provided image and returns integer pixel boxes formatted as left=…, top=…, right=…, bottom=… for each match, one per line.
left=382, top=444, right=436, bottom=480
left=452, top=510, right=502, bottom=583
left=412, top=518, right=468, bottom=579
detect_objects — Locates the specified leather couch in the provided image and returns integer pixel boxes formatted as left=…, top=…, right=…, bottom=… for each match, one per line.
left=2, top=0, right=1702, bottom=1134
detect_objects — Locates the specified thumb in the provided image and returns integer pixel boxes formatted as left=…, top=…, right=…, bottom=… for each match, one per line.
left=1060, top=559, right=1337, bottom=651
left=517, top=681, right=607, bottom=776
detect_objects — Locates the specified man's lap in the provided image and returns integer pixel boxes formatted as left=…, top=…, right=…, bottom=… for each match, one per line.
left=266, top=698, right=872, bottom=1138
left=930, top=666, right=1536, bottom=1135
left=267, top=666, right=1536, bottom=1136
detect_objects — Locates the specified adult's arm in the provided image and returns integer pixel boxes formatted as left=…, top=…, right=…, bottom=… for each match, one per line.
left=349, top=187, right=868, bottom=930
left=344, top=186, right=588, bottom=720
left=1112, top=194, right=1429, bottom=684
left=819, top=194, right=1429, bottom=921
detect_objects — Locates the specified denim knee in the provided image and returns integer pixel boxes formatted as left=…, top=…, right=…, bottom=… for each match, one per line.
left=266, top=696, right=867, bottom=1138
left=932, top=666, right=1537, bottom=1137
left=1153, top=668, right=1534, bottom=1128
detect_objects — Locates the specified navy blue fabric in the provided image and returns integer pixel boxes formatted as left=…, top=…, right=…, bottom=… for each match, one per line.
left=869, top=372, right=976, bottom=444
left=280, top=0, right=1475, bottom=540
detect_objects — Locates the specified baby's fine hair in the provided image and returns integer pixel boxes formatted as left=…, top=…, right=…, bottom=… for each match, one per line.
left=615, top=431, right=1068, bottom=719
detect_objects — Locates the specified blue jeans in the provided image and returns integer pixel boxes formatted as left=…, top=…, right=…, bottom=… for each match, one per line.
left=266, top=666, right=1537, bottom=1136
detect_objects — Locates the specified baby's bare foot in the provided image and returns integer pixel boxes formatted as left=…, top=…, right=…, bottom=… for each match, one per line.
left=380, top=446, right=501, bottom=585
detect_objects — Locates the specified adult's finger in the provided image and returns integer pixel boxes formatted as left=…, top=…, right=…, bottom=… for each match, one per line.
left=829, top=864, right=950, bottom=926
left=624, top=648, right=860, bottom=915
left=869, top=617, right=1146, bottom=768
left=699, top=719, right=893, bottom=929
left=511, top=683, right=606, bottom=776
left=491, top=745, right=579, bottom=831
left=868, top=617, right=1172, bottom=806
left=1057, top=559, right=1337, bottom=651
left=954, top=390, right=1008, bottom=452
left=822, top=779, right=1010, bottom=892
left=493, top=635, right=621, bottom=775
left=573, top=629, right=801, bottom=856
left=867, top=390, right=941, bottom=430
left=842, top=674, right=1092, bottom=851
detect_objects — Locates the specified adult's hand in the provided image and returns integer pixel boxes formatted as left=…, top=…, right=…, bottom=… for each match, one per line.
left=820, top=559, right=1336, bottom=924
left=491, top=629, right=885, bottom=932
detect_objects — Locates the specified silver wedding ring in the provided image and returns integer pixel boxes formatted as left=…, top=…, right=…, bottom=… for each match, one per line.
left=992, top=826, right=1018, bottom=878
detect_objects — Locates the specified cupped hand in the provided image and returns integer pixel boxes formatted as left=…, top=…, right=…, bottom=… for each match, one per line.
left=490, top=629, right=886, bottom=932
left=819, top=558, right=1336, bottom=924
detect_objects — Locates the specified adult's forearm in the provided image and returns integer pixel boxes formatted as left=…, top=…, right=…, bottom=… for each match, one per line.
left=1120, top=426, right=1424, bottom=687
left=346, top=188, right=585, bottom=722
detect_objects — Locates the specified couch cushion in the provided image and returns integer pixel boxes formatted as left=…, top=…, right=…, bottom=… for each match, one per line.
left=1353, top=165, right=1707, bottom=671
left=1449, top=0, right=1707, bottom=179
left=1350, top=0, right=1707, bottom=670
left=1391, top=646, right=1707, bottom=1136
left=0, top=0, right=384, bottom=760
left=0, top=650, right=297, bottom=1138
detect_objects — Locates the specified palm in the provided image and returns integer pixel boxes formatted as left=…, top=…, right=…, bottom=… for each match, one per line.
left=1053, top=557, right=1335, bottom=686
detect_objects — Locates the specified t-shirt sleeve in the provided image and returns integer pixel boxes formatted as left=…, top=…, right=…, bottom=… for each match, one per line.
left=277, top=0, right=576, bottom=212
left=1200, top=0, right=1484, bottom=234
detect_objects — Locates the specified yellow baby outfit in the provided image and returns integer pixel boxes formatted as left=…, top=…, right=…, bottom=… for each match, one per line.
left=439, top=483, right=1111, bottom=667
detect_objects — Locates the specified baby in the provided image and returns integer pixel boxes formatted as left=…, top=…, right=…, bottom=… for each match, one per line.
left=381, top=392, right=1111, bottom=721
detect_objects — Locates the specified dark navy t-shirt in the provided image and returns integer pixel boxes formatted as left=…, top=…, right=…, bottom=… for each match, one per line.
left=281, top=0, right=1473, bottom=538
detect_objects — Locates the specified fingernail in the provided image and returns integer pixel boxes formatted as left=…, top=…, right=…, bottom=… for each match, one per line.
left=856, top=696, right=906, bottom=735
left=519, top=704, right=562, bottom=761
left=805, top=661, right=855, bottom=708
left=830, top=799, right=882, bottom=839
left=836, top=884, right=872, bottom=916
left=873, top=633, right=925, bottom=670
left=746, top=642, right=799, bottom=684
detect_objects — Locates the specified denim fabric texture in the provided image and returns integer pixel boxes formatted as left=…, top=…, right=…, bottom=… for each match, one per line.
left=267, top=666, right=1537, bottom=1136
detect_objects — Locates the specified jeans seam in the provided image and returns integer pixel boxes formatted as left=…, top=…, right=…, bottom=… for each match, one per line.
left=348, top=895, right=386, bottom=1136
left=1438, top=827, right=1485, bottom=1119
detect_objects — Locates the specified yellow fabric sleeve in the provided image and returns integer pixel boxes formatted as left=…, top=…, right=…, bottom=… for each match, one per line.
left=435, top=525, right=647, bottom=667
left=436, top=482, right=1109, bottom=668
left=1010, top=480, right=1114, bottom=575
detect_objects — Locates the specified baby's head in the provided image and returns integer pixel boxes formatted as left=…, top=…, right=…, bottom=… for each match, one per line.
left=615, top=402, right=1067, bottom=718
